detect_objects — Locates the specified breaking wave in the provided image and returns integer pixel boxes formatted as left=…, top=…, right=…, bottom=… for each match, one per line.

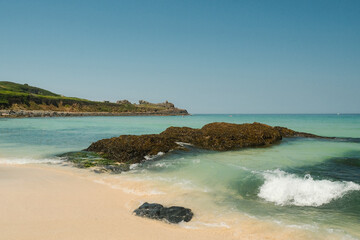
left=258, top=169, right=360, bottom=206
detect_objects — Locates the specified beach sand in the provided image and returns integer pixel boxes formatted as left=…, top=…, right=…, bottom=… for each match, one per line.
left=0, top=165, right=338, bottom=240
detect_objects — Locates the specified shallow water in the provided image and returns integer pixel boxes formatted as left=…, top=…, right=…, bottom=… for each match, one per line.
left=1, top=114, right=359, bottom=239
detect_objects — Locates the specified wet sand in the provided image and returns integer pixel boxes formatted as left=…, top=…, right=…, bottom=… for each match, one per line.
left=0, top=165, right=340, bottom=240
left=0, top=165, right=238, bottom=240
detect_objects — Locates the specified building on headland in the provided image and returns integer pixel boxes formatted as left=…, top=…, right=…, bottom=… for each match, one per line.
left=138, top=100, right=175, bottom=108
left=116, top=100, right=131, bottom=105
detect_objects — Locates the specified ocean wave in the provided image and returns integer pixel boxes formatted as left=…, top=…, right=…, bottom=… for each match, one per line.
left=0, top=157, right=63, bottom=165
left=258, top=169, right=360, bottom=206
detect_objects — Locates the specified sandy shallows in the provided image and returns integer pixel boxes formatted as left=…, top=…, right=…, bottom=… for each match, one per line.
left=0, top=164, right=336, bottom=240
left=0, top=164, right=238, bottom=240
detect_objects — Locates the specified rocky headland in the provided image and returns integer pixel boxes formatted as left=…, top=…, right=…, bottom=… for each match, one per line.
left=0, top=108, right=188, bottom=118
left=86, top=122, right=332, bottom=165
left=0, top=81, right=188, bottom=117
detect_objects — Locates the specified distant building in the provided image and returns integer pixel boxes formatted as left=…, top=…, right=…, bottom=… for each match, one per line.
left=139, top=100, right=150, bottom=105
left=116, top=100, right=131, bottom=105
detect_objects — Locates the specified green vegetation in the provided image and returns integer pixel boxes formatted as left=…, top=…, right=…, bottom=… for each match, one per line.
left=0, top=81, right=60, bottom=96
left=58, top=151, right=130, bottom=173
left=58, top=151, right=117, bottom=168
left=0, top=81, right=180, bottom=113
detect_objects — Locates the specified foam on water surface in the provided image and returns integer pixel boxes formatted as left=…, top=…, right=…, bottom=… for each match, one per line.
left=258, top=169, right=360, bottom=206
left=0, top=157, right=63, bottom=165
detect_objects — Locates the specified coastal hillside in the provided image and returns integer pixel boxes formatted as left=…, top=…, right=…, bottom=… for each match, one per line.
left=0, top=81, right=188, bottom=116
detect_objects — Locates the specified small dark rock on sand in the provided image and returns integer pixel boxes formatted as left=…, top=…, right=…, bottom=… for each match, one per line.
left=133, top=202, right=194, bottom=224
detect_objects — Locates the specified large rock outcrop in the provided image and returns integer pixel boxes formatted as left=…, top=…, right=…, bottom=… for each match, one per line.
left=86, top=122, right=293, bottom=163
left=86, top=122, right=333, bottom=164
left=274, top=126, right=335, bottom=139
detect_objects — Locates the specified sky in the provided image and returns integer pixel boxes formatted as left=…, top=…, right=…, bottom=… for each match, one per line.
left=1, top=0, right=359, bottom=114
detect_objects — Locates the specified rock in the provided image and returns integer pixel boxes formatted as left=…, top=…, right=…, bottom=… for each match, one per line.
left=86, top=122, right=334, bottom=164
left=57, top=151, right=119, bottom=168
left=87, top=135, right=180, bottom=163
left=133, top=202, right=193, bottom=223
left=86, top=122, right=284, bottom=163
left=0, top=109, right=188, bottom=118
left=93, top=164, right=130, bottom=174
left=274, top=126, right=335, bottom=139
left=161, top=122, right=282, bottom=151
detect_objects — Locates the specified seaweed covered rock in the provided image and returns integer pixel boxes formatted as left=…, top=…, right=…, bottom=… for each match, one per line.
left=86, top=122, right=285, bottom=163
left=58, top=151, right=130, bottom=173
left=86, top=135, right=180, bottom=163
left=58, top=151, right=116, bottom=168
left=161, top=122, right=282, bottom=151
left=274, top=126, right=335, bottom=139
left=133, top=202, right=193, bottom=223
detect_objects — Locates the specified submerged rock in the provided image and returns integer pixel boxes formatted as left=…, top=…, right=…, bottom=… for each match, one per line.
left=274, top=126, right=335, bottom=139
left=93, top=164, right=130, bottom=174
left=58, top=151, right=128, bottom=172
left=86, top=122, right=330, bottom=164
left=133, top=202, right=193, bottom=223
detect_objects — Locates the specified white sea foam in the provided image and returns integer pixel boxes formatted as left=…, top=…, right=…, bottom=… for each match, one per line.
left=144, top=151, right=165, bottom=160
left=93, top=179, right=165, bottom=196
left=129, top=163, right=139, bottom=170
left=273, top=219, right=319, bottom=231
left=179, top=221, right=230, bottom=229
left=0, top=157, right=63, bottom=165
left=175, top=142, right=193, bottom=147
left=258, top=169, right=360, bottom=206
left=153, top=162, right=171, bottom=168
left=119, top=187, right=165, bottom=196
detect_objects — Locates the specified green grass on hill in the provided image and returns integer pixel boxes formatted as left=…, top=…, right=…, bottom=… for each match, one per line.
left=0, top=81, right=173, bottom=113
left=0, top=81, right=60, bottom=97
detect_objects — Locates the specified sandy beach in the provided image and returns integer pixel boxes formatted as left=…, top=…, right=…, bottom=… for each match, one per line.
left=0, top=165, right=232, bottom=240
left=0, top=164, right=331, bottom=240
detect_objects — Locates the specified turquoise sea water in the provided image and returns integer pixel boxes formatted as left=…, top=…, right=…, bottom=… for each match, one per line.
left=1, top=114, right=360, bottom=238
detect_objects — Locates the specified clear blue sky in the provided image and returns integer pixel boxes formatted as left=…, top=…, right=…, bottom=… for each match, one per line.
left=1, top=0, right=359, bottom=113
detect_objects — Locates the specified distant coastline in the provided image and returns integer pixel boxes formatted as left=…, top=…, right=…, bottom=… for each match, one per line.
left=0, top=81, right=188, bottom=117
left=0, top=109, right=188, bottom=118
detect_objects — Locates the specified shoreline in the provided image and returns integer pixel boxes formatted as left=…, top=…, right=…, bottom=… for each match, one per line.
left=0, top=164, right=233, bottom=240
left=0, top=163, right=343, bottom=240
left=0, top=109, right=189, bottom=118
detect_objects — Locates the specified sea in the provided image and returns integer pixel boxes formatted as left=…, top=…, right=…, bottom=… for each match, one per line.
left=1, top=114, right=359, bottom=239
